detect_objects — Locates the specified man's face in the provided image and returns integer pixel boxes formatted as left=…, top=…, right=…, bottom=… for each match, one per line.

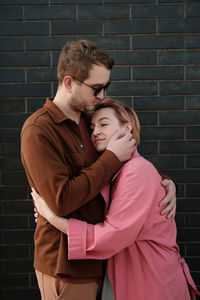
left=70, top=64, right=111, bottom=112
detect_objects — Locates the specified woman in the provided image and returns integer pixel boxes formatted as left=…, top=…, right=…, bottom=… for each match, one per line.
left=32, top=99, right=199, bottom=300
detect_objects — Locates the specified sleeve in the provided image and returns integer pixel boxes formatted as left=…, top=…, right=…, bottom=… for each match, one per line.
left=68, top=159, right=160, bottom=260
left=21, top=125, right=122, bottom=217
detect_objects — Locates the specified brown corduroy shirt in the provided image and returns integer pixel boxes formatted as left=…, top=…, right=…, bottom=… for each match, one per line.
left=21, top=98, right=122, bottom=279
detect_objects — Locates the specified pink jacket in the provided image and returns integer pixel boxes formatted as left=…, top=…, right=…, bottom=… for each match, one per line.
left=68, top=150, right=199, bottom=300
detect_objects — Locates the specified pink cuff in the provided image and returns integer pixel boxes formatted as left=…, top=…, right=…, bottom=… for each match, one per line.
left=67, top=218, right=88, bottom=260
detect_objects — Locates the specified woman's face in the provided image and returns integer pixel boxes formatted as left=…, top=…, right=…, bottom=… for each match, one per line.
left=91, top=107, right=126, bottom=152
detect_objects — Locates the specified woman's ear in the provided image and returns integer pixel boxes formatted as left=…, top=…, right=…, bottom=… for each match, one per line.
left=126, top=122, right=132, bottom=132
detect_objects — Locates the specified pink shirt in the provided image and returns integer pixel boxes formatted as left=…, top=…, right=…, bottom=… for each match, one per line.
left=68, top=150, right=199, bottom=300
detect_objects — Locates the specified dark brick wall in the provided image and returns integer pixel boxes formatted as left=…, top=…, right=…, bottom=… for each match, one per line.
left=0, top=0, right=199, bottom=298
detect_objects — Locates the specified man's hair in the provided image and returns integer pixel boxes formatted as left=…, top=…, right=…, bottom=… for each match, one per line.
left=57, top=40, right=115, bottom=85
left=95, top=98, right=140, bottom=146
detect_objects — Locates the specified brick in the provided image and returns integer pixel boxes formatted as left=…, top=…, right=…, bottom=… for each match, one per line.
left=0, top=37, right=24, bottom=51
left=0, top=216, right=28, bottom=230
left=160, top=111, right=200, bottom=125
left=4, top=289, right=40, bottom=300
left=159, top=20, right=200, bottom=33
left=187, top=185, right=200, bottom=198
left=187, top=244, right=200, bottom=256
left=0, top=0, right=48, bottom=3
left=0, top=7, right=23, bottom=20
left=105, top=20, right=156, bottom=34
left=186, top=3, right=200, bottom=17
left=0, top=114, right=29, bottom=128
left=185, top=258, right=200, bottom=271
left=52, top=21, right=102, bottom=35
left=108, top=81, right=157, bottom=96
left=132, top=4, right=183, bottom=18
left=4, top=258, right=34, bottom=272
left=145, top=155, right=184, bottom=169
left=186, top=126, right=200, bottom=139
left=0, top=143, right=20, bottom=156
left=0, top=83, right=51, bottom=97
left=160, top=81, right=200, bottom=95
left=109, top=51, right=157, bottom=65
left=177, top=229, right=200, bottom=243
left=186, top=96, right=200, bottom=110
left=160, top=141, right=200, bottom=154
left=27, top=67, right=57, bottom=82
left=0, top=187, right=27, bottom=200
left=133, top=96, right=184, bottom=110
left=78, top=5, right=129, bottom=19
left=27, top=98, right=46, bottom=113
left=0, top=21, right=49, bottom=36
left=115, top=97, right=132, bottom=107
left=1, top=172, right=28, bottom=186
left=110, top=67, right=131, bottom=81
left=0, top=274, right=29, bottom=288
left=105, top=0, right=155, bottom=3
left=159, top=50, right=200, bottom=65
left=29, top=216, right=37, bottom=230
left=177, top=199, right=200, bottom=213
left=141, top=126, right=183, bottom=140
left=186, top=155, right=200, bottom=168
left=25, top=36, right=130, bottom=51
left=2, top=200, right=33, bottom=214
left=0, top=69, right=24, bottom=83
left=133, top=35, right=184, bottom=49
left=0, top=129, right=21, bottom=143
left=137, top=112, right=157, bottom=125
left=24, top=6, right=76, bottom=20
left=176, top=184, right=184, bottom=198
left=186, top=35, right=200, bottom=49
left=166, top=170, right=200, bottom=184
left=138, top=141, right=158, bottom=155
left=0, top=53, right=50, bottom=67
left=0, top=99, right=25, bottom=114
left=0, top=245, right=29, bottom=259
left=133, top=66, right=184, bottom=80
left=187, top=66, right=200, bottom=80
left=175, top=214, right=185, bottom=227
left=186, top=214, right=200, bottom=227
left=52, top=0, right=101, bottom=3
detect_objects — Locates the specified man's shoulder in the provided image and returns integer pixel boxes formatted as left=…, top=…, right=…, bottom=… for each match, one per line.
left=23, top=105, right=53, bottom=128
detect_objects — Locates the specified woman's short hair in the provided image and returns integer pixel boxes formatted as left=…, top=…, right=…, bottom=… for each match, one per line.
left=95, top=98, right=140, bottom=146
left=57, top=40, right=114, bottom=85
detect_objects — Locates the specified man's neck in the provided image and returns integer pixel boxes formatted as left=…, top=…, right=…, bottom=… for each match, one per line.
left=53, top=92, right=81, bottom=124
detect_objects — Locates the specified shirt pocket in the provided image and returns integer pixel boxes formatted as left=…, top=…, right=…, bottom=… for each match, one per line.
left=64, top=151, right=85, bottom=177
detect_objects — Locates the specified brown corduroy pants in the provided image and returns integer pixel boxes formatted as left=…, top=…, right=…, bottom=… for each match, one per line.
left=35, top=270, right=99, bottom=300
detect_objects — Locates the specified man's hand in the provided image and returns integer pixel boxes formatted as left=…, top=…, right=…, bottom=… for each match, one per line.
left=106, top=130, right=136, bottom=162
left=160, top=179, right=176, bottom=219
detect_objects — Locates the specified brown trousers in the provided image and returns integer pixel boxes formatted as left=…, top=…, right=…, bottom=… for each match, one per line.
left=35, top=270, right=99, bottom=300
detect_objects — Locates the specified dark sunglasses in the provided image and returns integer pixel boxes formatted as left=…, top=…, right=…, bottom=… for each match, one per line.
left=77, top=79, right=111, bottom=97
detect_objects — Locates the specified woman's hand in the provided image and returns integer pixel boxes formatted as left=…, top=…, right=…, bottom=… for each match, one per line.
left=160, top=179, right=176, bottom=219
left=31, top=188, right=55, bottom=223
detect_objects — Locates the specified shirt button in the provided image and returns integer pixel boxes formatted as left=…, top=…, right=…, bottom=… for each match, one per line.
left=80, top=144, right=84, bottom=148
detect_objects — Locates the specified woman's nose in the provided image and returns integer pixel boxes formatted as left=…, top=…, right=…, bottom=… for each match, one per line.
left=93, top=126, right=100, bottom=136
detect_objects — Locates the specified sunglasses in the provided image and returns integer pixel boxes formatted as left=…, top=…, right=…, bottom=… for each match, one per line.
left=77, top=79, right=111, bottom=97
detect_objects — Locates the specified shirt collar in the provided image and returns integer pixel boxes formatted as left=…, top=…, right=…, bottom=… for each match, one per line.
left=44, top=98, right=92, bottom=125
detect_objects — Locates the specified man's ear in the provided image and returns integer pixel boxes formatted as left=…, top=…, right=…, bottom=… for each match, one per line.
left=63, top=76, right=73, bottom=93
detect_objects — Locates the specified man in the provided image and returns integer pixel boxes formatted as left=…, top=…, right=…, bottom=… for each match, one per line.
left=21, top=40, right=176, bottom=300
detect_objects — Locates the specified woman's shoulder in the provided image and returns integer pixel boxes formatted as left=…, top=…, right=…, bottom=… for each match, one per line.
left=123, top=151, right=159, bottom=179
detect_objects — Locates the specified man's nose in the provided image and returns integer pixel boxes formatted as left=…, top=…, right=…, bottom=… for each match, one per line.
left=96, top=89, right=104, bottom=100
